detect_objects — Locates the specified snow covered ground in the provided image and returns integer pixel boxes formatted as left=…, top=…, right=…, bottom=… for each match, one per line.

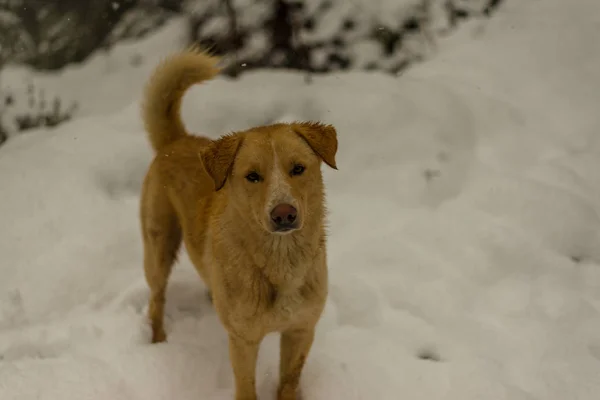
left=1, top=0, right=600, bottom=399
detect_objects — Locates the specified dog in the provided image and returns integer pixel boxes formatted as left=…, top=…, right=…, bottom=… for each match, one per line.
left=139, top=47, right=338, bottom=400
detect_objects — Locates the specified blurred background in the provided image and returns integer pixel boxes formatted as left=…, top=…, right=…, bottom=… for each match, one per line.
left=0, top=0, right=502, bottom=145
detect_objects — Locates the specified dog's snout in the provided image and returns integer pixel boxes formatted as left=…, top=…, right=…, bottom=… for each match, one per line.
left=270, top=204, right=298, bottom=230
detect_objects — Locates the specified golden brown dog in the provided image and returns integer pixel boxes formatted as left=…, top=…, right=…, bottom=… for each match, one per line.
left=139, top=48, right=338, bottom=400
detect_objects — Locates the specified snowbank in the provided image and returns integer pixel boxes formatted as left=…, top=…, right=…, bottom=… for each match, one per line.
left=1, top=0, right=599, bottom=399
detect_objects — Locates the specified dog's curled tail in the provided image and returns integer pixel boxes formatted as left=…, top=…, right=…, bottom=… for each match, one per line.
left=142, top=46, right=221, bottom=152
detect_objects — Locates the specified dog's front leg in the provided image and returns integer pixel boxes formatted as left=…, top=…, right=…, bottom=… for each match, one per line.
left=229, top=334, right=260, bottom=400
left=278, top=328, right=315, bottom=400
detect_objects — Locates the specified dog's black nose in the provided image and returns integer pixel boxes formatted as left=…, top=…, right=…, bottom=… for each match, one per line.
left=270, top=204, right=298, bottom=230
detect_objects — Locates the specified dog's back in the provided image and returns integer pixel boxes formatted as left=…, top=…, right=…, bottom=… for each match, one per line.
left=140, top=50, right=221, bottom=345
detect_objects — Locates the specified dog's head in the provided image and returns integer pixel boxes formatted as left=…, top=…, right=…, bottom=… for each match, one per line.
left=201, top=122, right=338, bottom=235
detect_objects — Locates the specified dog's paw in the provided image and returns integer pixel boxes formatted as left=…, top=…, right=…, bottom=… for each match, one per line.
left=151, top=327, right=167, bottom=343
left=235, top=394, right=257, bottom=400
left=277, top=386, right=299, bottom=400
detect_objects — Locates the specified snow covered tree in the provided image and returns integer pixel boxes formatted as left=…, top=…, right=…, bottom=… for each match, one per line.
left=184, top=0, right=275, bottom=75
left=106, top=2, right=173, bottom=46
left=183, top=0, right=505, bottom=76
left=0, top=0, right=140, bottom=70
left=0, top=3, right=37, bottom=67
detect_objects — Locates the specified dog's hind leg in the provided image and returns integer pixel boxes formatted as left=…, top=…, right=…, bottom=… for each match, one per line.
left=141, top=182, right=182, bottom=343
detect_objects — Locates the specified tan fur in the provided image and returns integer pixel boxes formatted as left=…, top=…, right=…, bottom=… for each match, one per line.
left=139, top=48, right=338, bottom=400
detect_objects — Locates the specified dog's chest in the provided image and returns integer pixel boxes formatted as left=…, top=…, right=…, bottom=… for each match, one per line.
left=217, top=236, right=324, bottom=332
left=271, top=284, right=305, bottom=315
left=261, top=264, right=321, bottom=330
left=259, top=284, right=310, bottom=331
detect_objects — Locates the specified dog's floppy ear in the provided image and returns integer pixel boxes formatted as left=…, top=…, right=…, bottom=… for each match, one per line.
left=201, top=133, right=243, bottom=191
left=291, top=121, right=338, bottom=169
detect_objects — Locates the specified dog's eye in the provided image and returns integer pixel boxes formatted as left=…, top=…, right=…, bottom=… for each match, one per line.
left=245, top=172, right=262, bottom=183
left=291, top=164, right=305, bottom=176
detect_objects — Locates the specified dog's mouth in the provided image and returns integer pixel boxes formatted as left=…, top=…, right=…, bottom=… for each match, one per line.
left=269, top=223, right=300, bottom=234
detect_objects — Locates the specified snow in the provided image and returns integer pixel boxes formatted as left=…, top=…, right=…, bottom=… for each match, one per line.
left=1, top=0, right=600, bottom=399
